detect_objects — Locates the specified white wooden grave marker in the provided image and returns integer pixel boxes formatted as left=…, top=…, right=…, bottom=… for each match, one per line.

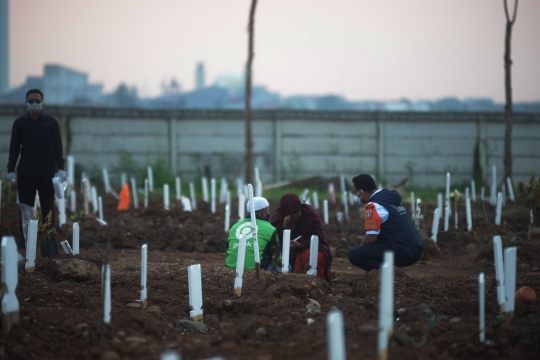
left=81, top=179, right=90, bottom=215
left=189, top=182, right=197, bottom=210
left=60, top=240, right=73, bottom=255
left=176, top=177, right=181, bottom=202
left=479, top=272, right=485, bottom=343
left=410, top=192, right=415, bottom=219
left=340, top=175, right=345, bottom=194
left=444, top=203, right=450, bottom=231
left=121, top=173, right=127, bottom=187
left=211, top=178, right=216, bottom=213
left=219, top=177, right=227, bottom=203
left=57, top=196, right=66, bottom=226
left=323, top=200, right=329, bottom=224
left=504, top=247, right=516, bottom=322
left=491, top=165, right=497, bottom=205
left=147, top=166, right=154, bottom=192
left=234, top=234, right=247, bottom=297
left=70, top=190, right=76, bottom=213
left=131, top=178, right=139, bottom=209
left=102, top=168, right=118, bottom=199
left=454, top=190, right=459, bottom=230
left=181, top=196, right=192, bottom=211
left=431, top=208, right=441, bottom=242
left=301, top=189, right=309, bottom=203
left=313, top=191, right=319, bottom=209
left=437, top=193, right=442, bottom=216
left=493, top=236, right=506, bottom=312
left=495, top=192, right=503, bottom=225
left=256, top=180, right=262, bottom=198
left=308, top=235, right=319, bottom=275
left=2, top=236, right=20, bottom=333
left=506, top=177, right=515, bottom=201
left=378, top=251, right=394, bottom=360
left=188, top=264, right=203, bottom=320
left=238, top=194, right=246, bottom=220
left=140, top=244, right=148, bottom=309
left=97, top=196, right=107, bottom=225
left=236, top=178, right=243, bottom=198
left=445, top=173, right=452, bottom=217
left=72, top=222, right=80, bottom=255
left=466, top=197, right=472, bottom=232
left=102, top=264, right=111, bottom=323
left=67, top=155, right=75, bottom=187
left=254, top=166, right=260, bottom=183
left=91, top=186, right=98, bottom=213
left=201, top=177, right=209, bottom=202
left=26, top=219, right=38, bottom=272
left=144, top=179, right=149, bottom=208
left=164, top=184, right=170, bottom=211
left=248, top=184, right=261, bottom=279
left=327, top=309, right=346, bottom=360
left=224, top=205, right=230, bottom=232
left=282, top=229, right=291, bottom=274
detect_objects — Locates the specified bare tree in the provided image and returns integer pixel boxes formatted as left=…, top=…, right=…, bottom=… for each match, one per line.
left=244, top=0, right=258, bottom=185
left=503, top=0, right=518, bottom=182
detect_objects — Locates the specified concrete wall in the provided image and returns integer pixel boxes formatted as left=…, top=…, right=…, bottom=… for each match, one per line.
left=1, top=105, right=539, bottom=189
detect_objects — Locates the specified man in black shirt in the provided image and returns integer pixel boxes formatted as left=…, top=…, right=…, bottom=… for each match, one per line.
left=7, top=89, right=66, bottom=256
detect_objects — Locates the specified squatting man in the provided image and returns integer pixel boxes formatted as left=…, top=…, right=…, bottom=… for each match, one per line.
left=347, top=174, right=423, bottom=271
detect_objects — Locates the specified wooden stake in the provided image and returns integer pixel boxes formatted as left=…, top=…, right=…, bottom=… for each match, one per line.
left=2, top=236, right=20, bottom=333
left=188, top=264, right=203, bottom=320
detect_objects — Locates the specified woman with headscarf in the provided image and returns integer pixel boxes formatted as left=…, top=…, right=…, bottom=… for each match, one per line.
left=270, top=193, right=333, bottom=281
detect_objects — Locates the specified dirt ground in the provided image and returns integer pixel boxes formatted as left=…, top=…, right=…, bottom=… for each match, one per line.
left=0, top=189, right=539, bottom=360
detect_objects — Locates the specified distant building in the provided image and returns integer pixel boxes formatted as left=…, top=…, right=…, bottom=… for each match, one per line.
left=196, top=62, right=205, bottom=90
left=0, top=0, right=8, bottom=94
left=0, top=64, right=103, bottom=104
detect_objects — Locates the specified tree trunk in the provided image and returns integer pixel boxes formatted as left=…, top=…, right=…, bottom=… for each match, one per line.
left=503, top=21, right=514, bottom=183
left=244, top=0, right=258, bottom=185
left=503, top=0, right=518, bottom=184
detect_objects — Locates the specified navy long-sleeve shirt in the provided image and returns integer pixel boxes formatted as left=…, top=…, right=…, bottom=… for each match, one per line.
left=7, top=113, right=64, bottom=176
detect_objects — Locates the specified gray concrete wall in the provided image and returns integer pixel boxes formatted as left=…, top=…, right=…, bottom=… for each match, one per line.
left=1, top=105, right=539, bottom=189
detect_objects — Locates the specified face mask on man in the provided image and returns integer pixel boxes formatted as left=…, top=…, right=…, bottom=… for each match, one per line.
left=353, top=190, right=364, bottom=204
left=27, top=100, right=43, bottom=114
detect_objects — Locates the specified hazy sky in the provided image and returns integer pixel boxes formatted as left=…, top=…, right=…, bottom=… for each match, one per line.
left=9, top=0, right=540, bottom=102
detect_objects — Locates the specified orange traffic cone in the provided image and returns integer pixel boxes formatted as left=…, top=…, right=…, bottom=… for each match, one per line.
left=117, top=184, right=130, bottom=211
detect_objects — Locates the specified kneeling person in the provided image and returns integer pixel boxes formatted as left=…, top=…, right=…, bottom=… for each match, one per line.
left=348, top=174, right=423, bottom=271
left=225, top=197, right=279, bottom=271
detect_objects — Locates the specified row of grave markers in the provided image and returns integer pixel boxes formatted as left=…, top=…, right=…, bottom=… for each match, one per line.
left=1, top=232, right=517, bottom=357
left=429, top=169, right=519, bottom=243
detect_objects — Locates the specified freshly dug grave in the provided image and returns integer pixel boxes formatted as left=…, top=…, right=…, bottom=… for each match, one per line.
left=0, top=194, right=539, bottom=360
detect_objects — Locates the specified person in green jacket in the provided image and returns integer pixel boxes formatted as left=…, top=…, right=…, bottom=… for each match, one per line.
left=225, top=197, right=279, bottom=271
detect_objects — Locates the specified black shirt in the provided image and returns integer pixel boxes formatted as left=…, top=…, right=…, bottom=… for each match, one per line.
left=7, top=113, right=64, bottom=176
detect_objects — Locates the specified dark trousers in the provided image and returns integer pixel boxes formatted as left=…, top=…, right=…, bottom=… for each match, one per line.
left=17, top=172, right=55, bottom=247
left=348, top=243, right=423, bottom=271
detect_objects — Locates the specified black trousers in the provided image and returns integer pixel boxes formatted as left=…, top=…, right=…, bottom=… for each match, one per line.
left=17, top=172, right=55, bottom=247
left=348, top=243, right=423, bottom=271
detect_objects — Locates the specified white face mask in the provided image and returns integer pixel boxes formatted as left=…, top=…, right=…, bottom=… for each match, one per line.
left=27, top=101, right=43, bottom=114
left=353, top=190, right=364, bottom=204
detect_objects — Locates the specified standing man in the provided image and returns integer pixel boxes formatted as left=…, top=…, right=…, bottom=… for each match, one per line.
left=7, top=89, right=66, bottom=256
left=347, top=174, right=423, bottom=271
left=225, top=197, right=280, bottom=271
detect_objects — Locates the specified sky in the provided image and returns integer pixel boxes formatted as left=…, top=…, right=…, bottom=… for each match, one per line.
left=9, top=0, right=540, bottom=102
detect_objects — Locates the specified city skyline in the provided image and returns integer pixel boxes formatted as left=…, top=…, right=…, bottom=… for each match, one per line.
left=8, top=0, right=540, bottom=102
